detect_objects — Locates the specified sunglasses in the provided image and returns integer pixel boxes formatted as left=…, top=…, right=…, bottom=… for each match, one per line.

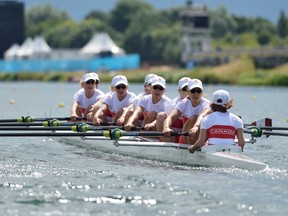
left=190, top=88, right=202, bottom=94
left=85, top=79, right=97, bottom=85
left=181, top=86, right=188, bottom=92
left=152, top=85, right=165, bottom=91
left=116, top=84, right=127, bottom=89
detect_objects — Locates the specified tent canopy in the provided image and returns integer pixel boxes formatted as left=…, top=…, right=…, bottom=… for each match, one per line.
left=4, top=43, right=20, bottom=59
left=8, top=36, right=52, bottom=58
left=80, top=32, right=125, bottom=55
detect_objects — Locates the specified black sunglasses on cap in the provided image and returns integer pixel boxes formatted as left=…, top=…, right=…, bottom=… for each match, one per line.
left=116, top=84, right=127, bottom=89
left=86, top=79, right=97, bottom=84
left=152, top=85, right=164, bottom=91
left=190, top=88, right=202, bottom=94
left=181, top=85, right=188, bottom=92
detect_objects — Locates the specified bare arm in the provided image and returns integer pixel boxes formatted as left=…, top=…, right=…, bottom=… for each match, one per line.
left=189, top=108, right=212, bottom=136
left=163, top=109, right=182, bottom=136
left=188, top=129, right=207, bottom=153
left=70, top=101, right=80, bottom=121
left=236, top=128, right=245, bottom=151
left=93, top=103, right=108, bottom=125
left=124, top=105, right=144, bottom=130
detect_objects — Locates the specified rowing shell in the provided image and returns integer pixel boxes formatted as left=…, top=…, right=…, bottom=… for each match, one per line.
left=58, top=131, right=268, bottom=171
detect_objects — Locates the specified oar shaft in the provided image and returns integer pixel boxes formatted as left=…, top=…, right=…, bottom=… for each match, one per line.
left=0, top=117, right=86, bottom=123
left=0, top=132, right=104, bottom=137
left=262, top=131, right=288, bottom=137
left=0, top=125, right=125, bottom=131
left=120, top=131, right=189, bottom=136
left=259, top=126, right=288, bottom=131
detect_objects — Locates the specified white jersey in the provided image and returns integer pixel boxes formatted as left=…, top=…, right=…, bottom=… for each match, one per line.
left=175, top=97, right=211, bottom=120
left=102, top=91, right=136, bottom=115
left=164, top=96, right=182, bottom=115
left=138, top=94, right=171, bottom=113
left=73, top=88, right=104, bottom=111
left=201, top=112, right=243, bottom=145
left=133, top=92, right=148, bottom=109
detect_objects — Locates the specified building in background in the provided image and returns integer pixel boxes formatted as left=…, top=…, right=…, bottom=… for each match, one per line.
left=179, top=0, right=211, bottom=68
left=0, top=1, right=24, bottom=59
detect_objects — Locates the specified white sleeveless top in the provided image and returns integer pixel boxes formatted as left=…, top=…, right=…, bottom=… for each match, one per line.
left=102, top=91, right=136, bottom=115
left=201, top=112, right=243, bottom=145
left=138, top=94, right=171, bottom=113
left=73, top=88, right=104, bottom=110
left=175, top=97, right=211, bottom=119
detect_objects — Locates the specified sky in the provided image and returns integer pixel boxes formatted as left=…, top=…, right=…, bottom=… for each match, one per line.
left=21, top=0, right=288, bottom=24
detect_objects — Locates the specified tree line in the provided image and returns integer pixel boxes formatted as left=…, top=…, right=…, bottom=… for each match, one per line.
left=25, top=0, right=288, bottom=65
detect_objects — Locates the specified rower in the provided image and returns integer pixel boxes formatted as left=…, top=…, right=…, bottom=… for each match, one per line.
left=93, top=75, right=136, bottom=126
left=188, top=89, right=245, bottom=153
left=70, top=72, right=104, bottom=122
left=163, top=79, right=211, bottom=144
left=124, top=76, right=171, bottom=131
left=157, top=77, right=191, bottom=142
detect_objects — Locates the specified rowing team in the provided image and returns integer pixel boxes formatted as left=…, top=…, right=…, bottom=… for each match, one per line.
left=70, top=72, right=245, bottom=153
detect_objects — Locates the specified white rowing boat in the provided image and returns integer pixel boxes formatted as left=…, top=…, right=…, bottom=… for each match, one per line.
left=59, top=133, right=268, bottom=171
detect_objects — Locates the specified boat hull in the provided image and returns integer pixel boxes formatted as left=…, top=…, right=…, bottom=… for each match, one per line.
left=59, top=134, right=268, bottom=171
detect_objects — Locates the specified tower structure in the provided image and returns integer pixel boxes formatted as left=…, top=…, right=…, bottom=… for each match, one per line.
left=179, top=0, right=210, bottom=65
left=0, top=1, right=24, bottom=59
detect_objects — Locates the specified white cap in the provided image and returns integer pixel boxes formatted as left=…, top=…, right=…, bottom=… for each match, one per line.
left=188, top=79, right=203, bottom=90
left=111, top=75, right=128, bottom=87
left=178, top=77, right=191, bottom=89
left=151, top=76, right=166, bottom=88
left=144, top=74, right=157, bottom=85
left=213, top=90, right=230, bottom=106
left=81, top=72, right=100, bottom=83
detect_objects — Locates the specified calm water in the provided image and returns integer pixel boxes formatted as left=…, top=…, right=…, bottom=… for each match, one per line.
left=0, top=82, right=287, bottom=216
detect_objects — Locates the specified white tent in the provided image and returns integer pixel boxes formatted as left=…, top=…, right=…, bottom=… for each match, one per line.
left=17, top=37, right=34, bottom=58
left=14, top=36, right=51, bottom=59
left=33, top=36, right=51, bottom=53
left=4, top=44, right=20, bottom=60
left=80, top=32, right=125, bottom=55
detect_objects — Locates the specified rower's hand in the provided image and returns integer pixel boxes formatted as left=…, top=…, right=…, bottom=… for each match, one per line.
left=188, top=145, right=195, bottom=154
left=70, top=114, right=79, bottom=122
left=124, top=123, right=134, bottom=131
left=93, top=117, right=102, bottom=126
left=116, top=117, right=125, bottom=126
left=189, top=126, right=199, bottom=137
left=83, top=105, right=93, bottom=116
left=163, top=127, right=173, bottom=136
left=143, top=123, right=155, bottom=131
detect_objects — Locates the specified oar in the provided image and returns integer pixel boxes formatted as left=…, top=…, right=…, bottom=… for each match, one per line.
left=244, top=127, right=288, bottom=137
left=250, top=126, right=288, bottom=131
left=105, top=129, right=189, bottom=140
left=0, top=122, right=82, bottom=127
left=0, top=125, right=142, bottom=132
left=261, top=130, right=288, bottom=137
left=0, top=116, right=86, bottom=123
left=0, top=121, right=117, bottom=127
left=0, top=132, right=104, bottom=137
left=0, top=130, right=187, bottom=138
left=0, top=125, right=121, bottom=131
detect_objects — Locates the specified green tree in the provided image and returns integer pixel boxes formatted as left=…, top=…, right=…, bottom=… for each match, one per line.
left=257, top=30, right=272, bottom=45
left=84, top=10, right=110, bottom=23
left=277, top=10, right=288, bottom=38
left=123, top=7, right=180, bottom=63
left=209, top=6, right=238, bottom=38
left=70, top=19, right=116, bottom=48
left=25, top=4, right=70, bottom=37
left=44, top=20, right=79, bottom=48
left=109, top=0, right=153, bottom=33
